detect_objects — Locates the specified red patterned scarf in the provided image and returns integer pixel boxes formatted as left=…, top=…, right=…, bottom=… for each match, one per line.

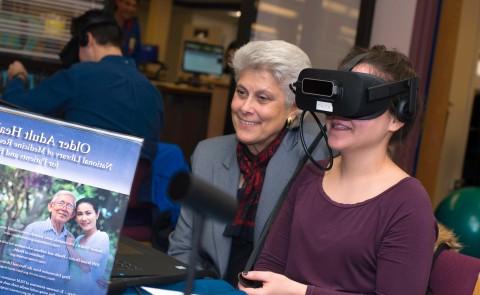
left=224, top=128, right=286, bottom=241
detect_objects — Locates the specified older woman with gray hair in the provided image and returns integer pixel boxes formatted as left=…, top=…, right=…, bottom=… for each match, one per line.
left=168, top=40, right=327, bottom=285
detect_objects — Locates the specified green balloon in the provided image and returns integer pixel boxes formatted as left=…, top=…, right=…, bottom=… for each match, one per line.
left=435, top=187, right=480, bottom=258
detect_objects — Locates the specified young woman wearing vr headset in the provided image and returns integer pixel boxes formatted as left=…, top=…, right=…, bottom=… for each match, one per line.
left=239, top=45, right=436, bottom=294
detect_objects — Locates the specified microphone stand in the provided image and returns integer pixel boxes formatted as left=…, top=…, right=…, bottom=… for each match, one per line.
left=184, top=213, right=204, bottom=295
left=168, top=172, right=237, bottom=294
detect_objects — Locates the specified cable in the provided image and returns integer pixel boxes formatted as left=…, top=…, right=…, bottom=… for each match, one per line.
left=290, top=81, right=333, bottom=171
left=299, top=110, right=334, bottom=171
left=243, top=124, right=326, bottom=272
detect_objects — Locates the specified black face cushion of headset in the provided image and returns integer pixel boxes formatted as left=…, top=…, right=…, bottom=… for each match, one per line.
left=78, top=31, right=89, bottom=47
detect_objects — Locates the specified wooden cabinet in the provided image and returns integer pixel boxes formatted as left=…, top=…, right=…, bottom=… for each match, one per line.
left=153, top=81, right=229, bottom=158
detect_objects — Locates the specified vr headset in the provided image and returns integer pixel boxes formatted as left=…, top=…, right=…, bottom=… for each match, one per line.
left=59, top=12, right=118, bottom=68
left=59, top=38, right=80, bottom=68
left=293, top=68, right=419, bottom=122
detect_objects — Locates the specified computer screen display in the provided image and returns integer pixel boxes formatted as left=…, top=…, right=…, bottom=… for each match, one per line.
left=182, top=41, right=224, bottom=76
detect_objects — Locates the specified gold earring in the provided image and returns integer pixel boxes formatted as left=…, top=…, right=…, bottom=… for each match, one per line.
left=286, top=116, right=294, bottom=129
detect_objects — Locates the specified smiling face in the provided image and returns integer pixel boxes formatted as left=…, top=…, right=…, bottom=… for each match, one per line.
left=48, top=193, right=75, bottom=225
left=75, top=202, right=99, bottom=234
left=326, top=63, right=404, bottom=153
left=231, top=69, right=296, bottom=154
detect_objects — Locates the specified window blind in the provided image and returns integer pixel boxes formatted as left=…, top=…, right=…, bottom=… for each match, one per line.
left=0, top=0, right=104, bottom=60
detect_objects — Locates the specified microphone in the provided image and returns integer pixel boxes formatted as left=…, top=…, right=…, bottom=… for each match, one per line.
left=168, top=171, right=237, bottom=223
left=168, top=172, right=237, bottom=295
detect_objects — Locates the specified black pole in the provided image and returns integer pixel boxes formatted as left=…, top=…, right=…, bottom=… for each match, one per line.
left=355, top=0, right=376, bottom=48
left=169, top=172, right=237, bottom=294
left=183, top=213, right=204, bottom=295
left=235, top=0, right=258, bottom=47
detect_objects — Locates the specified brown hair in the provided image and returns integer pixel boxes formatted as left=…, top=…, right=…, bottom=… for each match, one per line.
left=339, top=45, right=422, bottom=144
left=435, top=223, right=462, bottom=251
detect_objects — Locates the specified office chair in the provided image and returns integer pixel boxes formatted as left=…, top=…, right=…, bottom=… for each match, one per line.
left=428, top=245, right=480, bottom=295
left=121, top=158, right=155, bottom=243
left=121, top=143, right=188, bottom=250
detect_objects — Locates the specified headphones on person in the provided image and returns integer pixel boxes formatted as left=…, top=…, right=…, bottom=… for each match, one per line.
left=59, top=11, right=119, bottom=68
left=340, top=52, right=417, bottom=123
left=76, top=14, right=118, bottom=47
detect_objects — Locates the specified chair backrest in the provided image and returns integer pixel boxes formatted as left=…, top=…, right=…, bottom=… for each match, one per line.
left=428, top=249, right=480, bottom=295
left=129, top=158, right=152, bottom=207
left=121, top=158, right=154, bottom=242
left=151, top=142, right=189, bottom=225
left=121, top=143, right=189, bottom=247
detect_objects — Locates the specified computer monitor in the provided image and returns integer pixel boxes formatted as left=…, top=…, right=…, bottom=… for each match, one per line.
left=182, top=40, right=224, bottom=77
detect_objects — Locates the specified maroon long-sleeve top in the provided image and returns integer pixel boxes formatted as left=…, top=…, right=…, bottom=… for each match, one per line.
left=255, top=164, right=437, bottom=295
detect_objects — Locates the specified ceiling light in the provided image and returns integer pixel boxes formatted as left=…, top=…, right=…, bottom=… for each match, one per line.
left=258, top=2, right=298, bottom=19
left=252, top=23, right=278, bottom=34
left=227, top=10, right=241, bottom=18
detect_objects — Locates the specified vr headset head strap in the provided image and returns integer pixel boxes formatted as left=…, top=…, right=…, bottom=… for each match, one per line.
left=340, top=52, right=369, bottom=72
left=368, top=77, right=418, bottom=122
left=59, top=10, right=118, bottom=68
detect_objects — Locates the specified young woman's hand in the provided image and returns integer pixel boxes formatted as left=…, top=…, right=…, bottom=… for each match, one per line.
left=65, top=234, right=91, bottom=273
left=66, top=233, right=75, bottom=250
left=238, top=271, right=308, bottom=295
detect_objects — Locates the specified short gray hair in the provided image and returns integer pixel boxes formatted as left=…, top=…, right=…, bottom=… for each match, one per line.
left=232, top=40, right=311, bottom=106
left=51, top=190, right=77, bottom=206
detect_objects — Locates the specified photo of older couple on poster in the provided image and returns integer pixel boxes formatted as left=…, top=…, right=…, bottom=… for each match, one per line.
left=0, top=176, right=127, bottom=295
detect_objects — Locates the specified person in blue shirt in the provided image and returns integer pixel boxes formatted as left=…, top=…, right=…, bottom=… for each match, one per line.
left=113, top=0, right=142, bottom=63
left=3, top=9, right=163, bottom=161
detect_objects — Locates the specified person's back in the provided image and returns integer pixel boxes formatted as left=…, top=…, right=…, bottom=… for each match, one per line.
left=113, top=0, right=141, bottom=62
left=56, top=56, right=162, bottom=159
left=2, top=9, right=163, bottom=160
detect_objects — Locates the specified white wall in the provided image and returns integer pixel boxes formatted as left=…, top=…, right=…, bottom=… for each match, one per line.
left=369, top=0, right=418, bottom=55
left=254, top=0, right=360, bottom=69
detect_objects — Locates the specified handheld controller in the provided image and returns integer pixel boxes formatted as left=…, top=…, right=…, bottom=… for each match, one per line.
left=237, top=273, right=263, bottom=288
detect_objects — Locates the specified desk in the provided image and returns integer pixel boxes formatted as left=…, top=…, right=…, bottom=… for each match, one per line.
left=121, top=279, right=246, bottom=295
left=153, top=81, right=230, bottom=158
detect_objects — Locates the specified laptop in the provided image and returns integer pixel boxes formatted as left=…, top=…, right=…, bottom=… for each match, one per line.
left=108, top=236, right=216, bottom=293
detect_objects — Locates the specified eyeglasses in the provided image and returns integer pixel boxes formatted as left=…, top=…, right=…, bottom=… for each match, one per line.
left=52, top=201, right=75, bottom=211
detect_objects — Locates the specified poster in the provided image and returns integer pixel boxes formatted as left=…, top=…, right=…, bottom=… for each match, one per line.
left=0, top=106, right=142, bottom=295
